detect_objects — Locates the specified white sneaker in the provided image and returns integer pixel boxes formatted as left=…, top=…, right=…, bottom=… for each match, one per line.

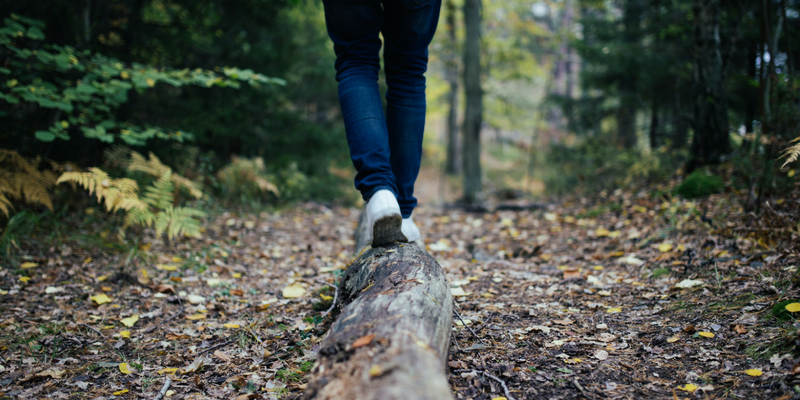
left=401, top=216, right=421, bottom=243
left=366, top=189, right=407, bottom=247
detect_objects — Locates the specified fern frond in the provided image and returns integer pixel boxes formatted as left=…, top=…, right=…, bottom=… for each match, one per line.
left=780, top=136, right=800, bottom=170
left=0, top=192, right=12, bottom=217
left=103, top=145, right=131, bottom=170
left=58, top=168, right=141, bottom=213
left=0, top=149, right=57, bottom=212
left=155, top=205, right=206, bottom=239
left=128, top=151, right=203, bottom=199
left=58, top=168, right=110, bottom=202
left=124, top=207, right=156, bottom=229
left=142, top=171, right=175, bottom=209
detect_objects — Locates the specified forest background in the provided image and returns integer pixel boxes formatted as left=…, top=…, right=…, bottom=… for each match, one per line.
left=1, top=0, right=799, bottom=235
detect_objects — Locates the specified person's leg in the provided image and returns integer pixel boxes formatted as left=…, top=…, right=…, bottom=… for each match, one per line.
left=381, top=0, right=442, bottom=218
left=322, top=0, right=397, bottom=202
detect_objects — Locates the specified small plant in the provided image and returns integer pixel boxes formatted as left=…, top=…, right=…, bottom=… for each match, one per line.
left=58, top=152, right=206, bottom=239
left=0, top=149, right=58, bottom=217
left=676, top=170, right=724, bottom=199
left=216, top=156, right=279, bottom=204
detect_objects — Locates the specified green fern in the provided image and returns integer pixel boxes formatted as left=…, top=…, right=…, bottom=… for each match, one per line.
left=142, top=171, right=175, bottom=210
left=154, top=206, right=207, bottom=239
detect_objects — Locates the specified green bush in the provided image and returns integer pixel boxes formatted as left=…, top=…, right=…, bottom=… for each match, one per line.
left=676, top=170, right=724, bottom=199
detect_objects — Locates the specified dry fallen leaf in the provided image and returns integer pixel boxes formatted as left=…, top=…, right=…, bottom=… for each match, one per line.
left=113, top=389, right=129, bottom=395
left=120, top=331, right=131, bottom=338
left=369, top=365, right=383, bottom=377
left=667, top=335, right=680, bottom=343
left=20, top=262, right=38, bottom=269
left=119, top=363, right=133, bottom=374
left=90, top=293, right=112, bottom=305
left=674, top=279, right=704, bottom=289
left=744, top=369, right=762, bottom=377
left=698, top=332, right=715, bottom=338
left=552, top=318, right=574, bottom=325
left=214, top=350, right=232, bottom=362
left=607, top=307, right=622, bottom=313
left=594, top=349, right=609, bottom=360
left=785, top=303, right=800, bottom=313
left=282, top=283, right=307, bottom=298
left=657, top=243, right=673, bottom=252
left=185, top=313, right=207, bottom=320
left=120, top=315, right=139, bottom=327
left=352, top=334, right=376, bottom=348
left=678, top=383, right=697, bottom=392
left=223, top=323, right=240, bottom=329
left=563, top=268, right=581, bottom=279
left=595, top=227, right=610, bottom=237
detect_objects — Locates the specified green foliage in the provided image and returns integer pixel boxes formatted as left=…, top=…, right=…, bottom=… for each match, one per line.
left=675, top=170, right=724, bottom=199
left=0, top=210, right=37, bottom=263
left=0, top=14, right=283, bottom=146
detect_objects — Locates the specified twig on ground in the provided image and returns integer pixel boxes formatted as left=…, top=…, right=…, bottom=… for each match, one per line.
left=475, top=311, right=496, bottom=333
left=197, top=340, right=233, bottom=356
left=453, top=369, right=515, bottom=400
left=317, top=279, right=339, bottom=317
left=573, top=378, right=597, bottom=400
left=453, top=301, right=485, bottom=344
left=451, top=330, right=462, bottom=352
left=486, top=259, right=519, bottom=270
left=153, top=377, right=171, bottom=400
left=79, top=323, right=105, bottom=338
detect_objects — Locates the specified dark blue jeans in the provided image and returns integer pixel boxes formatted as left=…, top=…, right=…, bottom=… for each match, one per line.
left=322, top=0, right=441, bottom=218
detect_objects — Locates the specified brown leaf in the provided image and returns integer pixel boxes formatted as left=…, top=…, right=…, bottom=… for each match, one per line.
left=214, top=350, right=232, bottom=363
left=352, top=334, right=376, bottom=348
left=791, top=363, right=800, bottom=375
left=552, top=318, right=574, bottom=326
left=563, top=268, right=581, bottom=279
left=151, top=284, right=175, bottom=294
left=683, top=325, right=696, bottom=333
left=733, top=325, right=747, bottom=334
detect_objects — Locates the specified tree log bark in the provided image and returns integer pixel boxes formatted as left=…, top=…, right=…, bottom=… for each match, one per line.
left=303, top=215, right=453, bottom=400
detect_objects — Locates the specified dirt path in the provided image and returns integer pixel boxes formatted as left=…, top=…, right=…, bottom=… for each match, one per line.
left=0, top=193, right=797, bottom=399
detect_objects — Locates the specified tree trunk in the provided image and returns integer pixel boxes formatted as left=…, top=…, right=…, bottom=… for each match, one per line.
left=303, top=215, right=454, bottom=400
left=462, top=0, right=482, bottom=204
left=688, top=0, right=731, bottom=169
left=445, top=0, right=460, bottom=175
left=616, top=0, right=642, bottom=149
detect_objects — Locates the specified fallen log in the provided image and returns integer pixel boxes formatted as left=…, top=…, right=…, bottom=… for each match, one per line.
left=303, top=214, right=453, bottom=400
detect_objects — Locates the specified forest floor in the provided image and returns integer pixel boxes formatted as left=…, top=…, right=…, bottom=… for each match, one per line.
left=1, top=186, right=799, bottom=400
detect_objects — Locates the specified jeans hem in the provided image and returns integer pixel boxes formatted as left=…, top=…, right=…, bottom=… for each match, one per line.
left=363, top=185, right=396, bottom=202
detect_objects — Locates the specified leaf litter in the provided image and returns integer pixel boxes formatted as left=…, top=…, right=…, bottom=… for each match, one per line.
left=0, top=188, right=798, bottom=399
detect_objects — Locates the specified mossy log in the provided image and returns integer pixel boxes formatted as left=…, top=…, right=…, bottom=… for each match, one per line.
left=303, top=214, right=453, bottom=400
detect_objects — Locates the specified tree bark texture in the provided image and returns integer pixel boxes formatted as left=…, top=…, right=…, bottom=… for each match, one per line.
left=445, top=0, right=460, bottom=176
left=689, top=0, right=731, bottom=168
left=616, top=0, right=642, bottom=149
left=303, top=216, right=454, bottom=400
left=462, top=0, right=482, bottom=204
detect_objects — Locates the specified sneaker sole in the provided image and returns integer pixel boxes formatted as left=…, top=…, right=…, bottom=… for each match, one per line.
left=371, top=214, right=407, bottom=247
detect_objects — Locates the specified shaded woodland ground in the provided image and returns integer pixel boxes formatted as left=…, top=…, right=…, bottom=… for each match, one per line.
left=1, top=171, right=799, bottom=400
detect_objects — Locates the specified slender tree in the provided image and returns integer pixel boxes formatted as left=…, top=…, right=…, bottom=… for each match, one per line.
left=444, top=0, right=460, bottom=175
left=462, top=0, right=483, bottom=204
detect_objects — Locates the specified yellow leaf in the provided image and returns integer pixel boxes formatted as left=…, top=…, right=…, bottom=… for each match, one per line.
left=146, top=78, right=155, bottom=87
left=120, top=315, right=139, bottom=327
left=20, top=262, right=38, bottom=269
left=120, top=330, right=131, bottom=338
left=492, top=397, right=508, bottom=400
left=593, top=265, right=604, bottom=270
left=320, top=293, right=333, bottom=301
left=540, top=254, right=551, bottom=261
left=19, top=276, right=30, bottom=283
left=113, top=389, right=129, bottom=395
left=658, top=243, right=673, bottom=253
left=171, top=256, right=183, bottom=262
left=667, top=336, right=680, bottom=343
left=155, top=264, right=178, bottom=271
left=185, top=313, right=207, bottom=320
left=744, top=369, right=763, bottom=377
left=608, top=230, right=621, bottom=238
left=157, top=367, right=179, bottom=375
left=91, top=294, right=112, bottom=305
left=369, top=365, right=383, bottom=377
left=97, top=275, right=108, bottom=282
left=606, top=307, right=621, bottom=313
left=785, top=303, right=800, bottom=313
left=119, top=363, right=132, bottom=374
left=232, top=272, right=242, bottom=278
left=282, top=283, right=307, bottom=299
left=83, top=257, right=92, bottom=264
left=223, top=323, right=240, bottom=329
left=676, top=244, right=686, bottom=252
left=679, top=384, right=697, bottom=392
left=595, top=227, right=610, bottom=237
left=101, top=286, right=112, bottom=292
left=698, top=331, right=715, bottom=338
